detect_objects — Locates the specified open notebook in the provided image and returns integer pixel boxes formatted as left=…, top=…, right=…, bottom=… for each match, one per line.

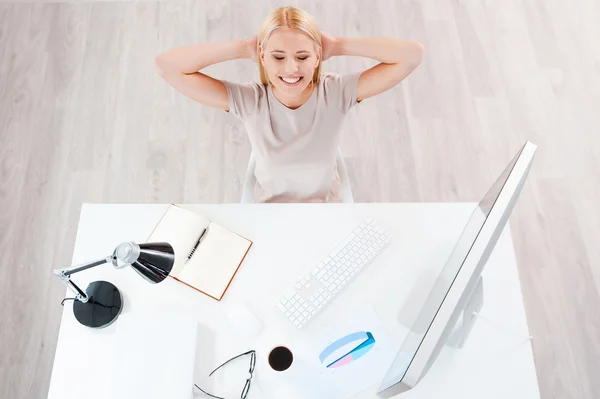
left=146, top=205, right=253, bottom=300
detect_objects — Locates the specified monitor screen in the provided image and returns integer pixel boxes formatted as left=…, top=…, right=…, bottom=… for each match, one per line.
left=378, top=146, right=524, bottom=392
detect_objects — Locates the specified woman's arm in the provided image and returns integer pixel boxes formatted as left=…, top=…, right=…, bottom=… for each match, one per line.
left=325, top=35, right=424, bottom=102
left=155, top=38, right=256, bottom=110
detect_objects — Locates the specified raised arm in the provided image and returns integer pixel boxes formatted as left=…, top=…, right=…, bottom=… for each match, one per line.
left=154, top=38, right=256, bottom=110
left=324, top=35, right=424, bottom=102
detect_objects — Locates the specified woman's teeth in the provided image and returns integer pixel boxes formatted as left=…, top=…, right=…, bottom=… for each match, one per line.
left=280, top=76, right=302, bottom=84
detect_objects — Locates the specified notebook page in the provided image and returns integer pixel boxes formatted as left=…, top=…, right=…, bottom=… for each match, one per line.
left=178, top=223, right=251, bottom=299
left=147, top=205, right=209, bottom=277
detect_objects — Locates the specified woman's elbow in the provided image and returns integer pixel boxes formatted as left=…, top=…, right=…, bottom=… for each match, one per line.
left=154, top=54, right=171, bottom=77
left=411, top=42, right=425, bottom=67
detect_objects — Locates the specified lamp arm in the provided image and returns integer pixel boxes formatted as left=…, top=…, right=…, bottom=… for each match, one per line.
left=54, top=256, right=113, bottom=303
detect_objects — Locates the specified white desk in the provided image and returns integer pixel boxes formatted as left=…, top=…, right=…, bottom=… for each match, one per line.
left=47, top=203, right=540, bottom=399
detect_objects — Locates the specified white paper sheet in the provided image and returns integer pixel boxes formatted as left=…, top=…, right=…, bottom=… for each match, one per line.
left=109, top=313, right=198, bottom=399
left=299, top=307, right=397, bottom=398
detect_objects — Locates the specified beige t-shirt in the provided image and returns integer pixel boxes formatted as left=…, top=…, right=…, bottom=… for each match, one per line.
left=222, top=71, right=362, bottom=203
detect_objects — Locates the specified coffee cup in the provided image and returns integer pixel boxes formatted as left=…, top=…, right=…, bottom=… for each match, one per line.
left=267, top=346, right=294, bottom=372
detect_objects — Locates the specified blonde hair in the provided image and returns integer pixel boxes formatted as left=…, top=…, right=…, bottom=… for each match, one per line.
left=257, top=6, right=322, bottom=86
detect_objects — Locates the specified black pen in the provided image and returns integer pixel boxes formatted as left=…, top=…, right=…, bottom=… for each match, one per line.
left=187, top=227, right=208, bottom=262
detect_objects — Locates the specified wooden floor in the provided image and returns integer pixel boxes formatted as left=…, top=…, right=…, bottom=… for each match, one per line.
left=1, top=0, right=599, bottom=398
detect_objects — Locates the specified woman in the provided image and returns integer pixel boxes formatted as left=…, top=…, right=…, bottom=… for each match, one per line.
left=155, top=6, right=423, bottom=203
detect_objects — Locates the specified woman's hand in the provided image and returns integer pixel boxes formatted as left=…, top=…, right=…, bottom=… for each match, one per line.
left=245, top=36, right=258, bottom=62
left=321, top=33, right=338, bottom=62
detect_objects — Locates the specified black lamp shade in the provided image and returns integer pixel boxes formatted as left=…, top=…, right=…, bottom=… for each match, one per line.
left=131, top=242, right=175, bottom=283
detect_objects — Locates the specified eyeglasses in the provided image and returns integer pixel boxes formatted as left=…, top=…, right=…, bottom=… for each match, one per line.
left=195, top=350, right=256, bottom=399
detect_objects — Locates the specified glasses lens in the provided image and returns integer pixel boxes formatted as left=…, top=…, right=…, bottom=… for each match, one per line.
left=241, top=379, right=251, bottom=399
left=194, top=384, right=225, bottom=399
left=204, top=351, right=255, bottom=399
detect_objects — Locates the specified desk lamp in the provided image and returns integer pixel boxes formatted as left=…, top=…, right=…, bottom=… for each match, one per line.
left=53, top=242, right=175, bottom=328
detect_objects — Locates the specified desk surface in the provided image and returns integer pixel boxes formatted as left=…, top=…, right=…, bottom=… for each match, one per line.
left=47, top=203, right=539, bottom=399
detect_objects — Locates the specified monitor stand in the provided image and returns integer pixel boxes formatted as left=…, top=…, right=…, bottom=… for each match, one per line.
left=447, top=276, right=532, bottom=349
left=447, top=276, right=484, bottom=348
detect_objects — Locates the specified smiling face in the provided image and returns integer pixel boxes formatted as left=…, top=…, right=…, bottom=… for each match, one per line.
left=259, top=28, right=321, bottom=97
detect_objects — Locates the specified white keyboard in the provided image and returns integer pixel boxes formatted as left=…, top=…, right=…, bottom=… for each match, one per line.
left=278, top=218, right=391, bottom=329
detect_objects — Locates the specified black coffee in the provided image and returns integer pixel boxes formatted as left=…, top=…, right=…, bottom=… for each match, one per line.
left=268, top=346, right=293, bottom=371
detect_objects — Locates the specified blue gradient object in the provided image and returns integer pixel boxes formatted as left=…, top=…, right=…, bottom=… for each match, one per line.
left=319, top=331, right=376, bottom=368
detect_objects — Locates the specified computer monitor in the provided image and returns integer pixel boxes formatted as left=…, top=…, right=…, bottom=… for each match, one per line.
left=377, top=141, right=537, bottom=397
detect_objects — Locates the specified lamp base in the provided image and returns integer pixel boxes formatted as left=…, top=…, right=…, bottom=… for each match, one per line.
left=73, top=281, right=123, bottom=328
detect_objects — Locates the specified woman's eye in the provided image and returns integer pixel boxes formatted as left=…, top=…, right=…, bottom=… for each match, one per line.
left=273, top=56, right=309, bottom=61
